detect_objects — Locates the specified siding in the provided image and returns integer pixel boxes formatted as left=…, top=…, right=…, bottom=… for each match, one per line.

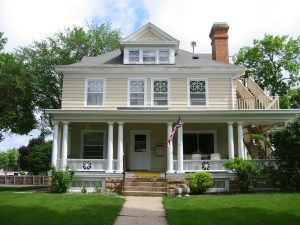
left=61, top=74, right=232, bottom=110
left=67, top=122, right=236, bottom=172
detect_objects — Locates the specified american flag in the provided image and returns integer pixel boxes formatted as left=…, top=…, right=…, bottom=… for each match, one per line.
left=167, top=114, right=183, bottom=146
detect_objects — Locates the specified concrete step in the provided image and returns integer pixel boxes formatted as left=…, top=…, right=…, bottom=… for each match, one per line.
left=123, top=190, right=167, bottom=197
left=125, top=181, right=166, bottom=187
left=125, top=186, right=167, bottom=192
left=125, top=177, right=166, bottom=182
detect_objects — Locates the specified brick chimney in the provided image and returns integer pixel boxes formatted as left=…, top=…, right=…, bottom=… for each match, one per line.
left=209, top=22, right=229, bottom=64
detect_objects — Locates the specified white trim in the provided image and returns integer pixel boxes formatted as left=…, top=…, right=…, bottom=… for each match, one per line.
left=84, top=77, right=106, bottom=107
left=130, top=130, right=151, bottom=171
left=127, top=77, right=147, bottom=107
left=80, top=130, right=107, bottom=159
left=187, top=77, right=209, bottom=108
left=151, top=77, right=170, bottom=107
left=183, top=130, right=218, bottom=154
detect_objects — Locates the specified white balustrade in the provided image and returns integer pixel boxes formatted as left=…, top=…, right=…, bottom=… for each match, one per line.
left=67, top=159, right=108, bottom=172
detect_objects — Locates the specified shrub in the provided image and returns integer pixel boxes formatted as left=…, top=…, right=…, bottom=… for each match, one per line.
left=224, top=158, right=260, bottom=193
left=51, top=167, right=74, bottom=193
left=268, top=115, right=300, bottom=190
left=28, top=141, right=52, bottom=175
left=187, top=172, right=213, bottom=194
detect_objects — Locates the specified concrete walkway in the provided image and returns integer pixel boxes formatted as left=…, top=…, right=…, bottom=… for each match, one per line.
left=114, top=196, right=168, bottom=225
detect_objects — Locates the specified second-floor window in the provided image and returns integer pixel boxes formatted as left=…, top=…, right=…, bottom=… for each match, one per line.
left=188, top=79, right=207, bottom=106
left=152, top=79, right=169, bottom=106
left=85, top=78, right=104, bottom=106
left=129, top=79, right=146, bottom=106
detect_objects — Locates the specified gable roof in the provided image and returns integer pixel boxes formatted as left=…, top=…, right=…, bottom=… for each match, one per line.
left=120, top=22, right=180, bottom=53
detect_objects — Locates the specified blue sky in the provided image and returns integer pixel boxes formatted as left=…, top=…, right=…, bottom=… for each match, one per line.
left=0, top=0, right=299, bottom=151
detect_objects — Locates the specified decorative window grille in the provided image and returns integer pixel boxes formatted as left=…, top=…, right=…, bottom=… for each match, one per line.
left=86, top=79, right=104, bottom=105
left=159, top=50, right=170, bottom=63
left=83, top=132, right=104, bottom=159
left=129, top=50, right=140, bottom=63
left=143, top=50, right=156, bottom=63
left=153, top=80, right=168, bottom=106
left=129, top=79, right=145, bottom=106
left=189, top=80, right=207, bottom=106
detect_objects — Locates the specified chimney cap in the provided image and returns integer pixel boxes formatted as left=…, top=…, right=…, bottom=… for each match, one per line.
left=209, top=22, right=229, bottom=39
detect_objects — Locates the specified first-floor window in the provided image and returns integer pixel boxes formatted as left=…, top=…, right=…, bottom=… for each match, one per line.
left=183, top=133, right=214, bottom=155
left=153, top=80, right=168, bottom=106
left=129, top=79, right=145, bottom=106
left=83, top=132, right=104, bottom=159
left=188, top=79, right=207, bottom=106
left=86, top=78, right=104, bottom=106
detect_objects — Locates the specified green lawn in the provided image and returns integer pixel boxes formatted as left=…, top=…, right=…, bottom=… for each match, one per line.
left=163, top=193, right=300, bottom=225
left=0, top=188, right=125, bottom=225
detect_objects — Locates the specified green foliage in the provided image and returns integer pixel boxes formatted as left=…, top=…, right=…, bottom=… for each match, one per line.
left=14, top=23, right=121, bottom=132
left=0, top=152, right=9, bottom=170
left=280, top=88, right=300, bottom=109
left=224, top=158, right=260, bottom=193
left=18, top=137, right=45, bottom=171
left=234, top=34, right=300, bottom=96
left=51, top=166, right=74, bottom=193
left=81, top=185, right=87, bottom=194
left=0, top=32, right=7, bottom=51
left=268, top=116, right=300, bottom=190
left=94, top=182, right=101, bottom=193
left=27, top=142, right=52, bottom=175
left=187, top=172, right=213, bottom=194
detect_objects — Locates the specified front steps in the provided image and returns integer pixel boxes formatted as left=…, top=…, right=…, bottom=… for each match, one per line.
left=123, top=177, right=167, bottom=196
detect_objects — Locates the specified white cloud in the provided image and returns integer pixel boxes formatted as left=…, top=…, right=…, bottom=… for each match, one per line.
left=143, top=0, right=300, bottom=55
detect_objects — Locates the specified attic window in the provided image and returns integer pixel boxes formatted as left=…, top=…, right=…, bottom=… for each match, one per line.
left=143, top=50, right=156, bottom=63
left=159, top=50, right=170, bottom=63
left=129, top=50, right=140, bottom=63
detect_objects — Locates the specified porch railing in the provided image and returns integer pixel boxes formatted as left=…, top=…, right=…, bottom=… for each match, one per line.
left=66, top=159, right=118, bottom=172
left=173, top=160, right=227, bottom=172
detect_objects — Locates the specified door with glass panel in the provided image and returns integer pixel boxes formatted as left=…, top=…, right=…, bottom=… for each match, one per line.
left=131, top=131, right=150, bottom=170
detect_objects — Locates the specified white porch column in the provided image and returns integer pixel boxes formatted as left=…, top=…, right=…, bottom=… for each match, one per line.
left=61, top=122, right=69, bottom=169
left=227, top=122, right=235, bottom=159
left=117, top=122, right=124, bottom=173
left=51, top=121, right=59, bottom=167
left=177, top=125, right=184, bottom=173
left=167, top=122, right=174, bottom=173
left=106, top=121, right=114, bottom=173
left=237, top=122, right=245, bottom=159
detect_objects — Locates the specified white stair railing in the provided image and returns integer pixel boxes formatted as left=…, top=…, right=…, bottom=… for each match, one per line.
left=236, top=80, right=255, bottom=109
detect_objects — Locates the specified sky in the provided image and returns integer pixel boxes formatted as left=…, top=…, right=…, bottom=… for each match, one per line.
left=0, top=0, right=299, bottom=151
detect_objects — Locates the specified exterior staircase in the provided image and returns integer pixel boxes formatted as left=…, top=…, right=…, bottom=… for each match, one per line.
left=123, top=176, right=168, bottom=197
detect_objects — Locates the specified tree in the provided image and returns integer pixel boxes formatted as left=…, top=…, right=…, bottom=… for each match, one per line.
left=0, top=33, right=36, bottom=140
left=280, top=88, right=300, bottom=109
left=28, top=141, right=52, bottom=175
left=15, top=23, right=121, bottom=132
left=234, top=34, right=300, bottom=96
left=6, top=148, right=19, bottom=171
left=268, top=116, right=300, bottom=190
left=0, top=152, right=9, bottom=171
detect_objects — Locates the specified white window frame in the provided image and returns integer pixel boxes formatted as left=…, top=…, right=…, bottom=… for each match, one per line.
left=84, top=77, right=106, bottom=107
left=127, top=78, right=147, bottom=107
left=187, top=78, right=208, bottom=107
left=142, top=49, right=157, bottom=64
left=151, top=78, right=170, bottom=107
left=128, top=49, right=141, bottom=64
left=81, top=130, right=107, bottom=159
left=158, top=49, right=170, bottom=64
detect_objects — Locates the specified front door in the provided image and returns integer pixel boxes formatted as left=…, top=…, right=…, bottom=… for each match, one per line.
left=131, top=131, right=150, bottom=170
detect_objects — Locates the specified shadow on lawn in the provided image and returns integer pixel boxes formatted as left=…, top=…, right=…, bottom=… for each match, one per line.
left=0, top=203, right=120, bottom=225
left=165, top=207, right=300, bottom=225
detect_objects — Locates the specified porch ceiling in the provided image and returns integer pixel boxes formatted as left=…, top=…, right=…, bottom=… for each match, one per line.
left=46, top=109, right=300, bottom=124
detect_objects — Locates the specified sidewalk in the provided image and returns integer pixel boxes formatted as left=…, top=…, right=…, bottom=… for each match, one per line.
left=114, top=196, right=168, bottom=225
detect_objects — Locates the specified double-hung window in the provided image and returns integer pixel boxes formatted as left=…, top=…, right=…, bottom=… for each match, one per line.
left=158, top=50, right=170, bottom=63
left=143, top=50, right=156, bottom=63
left=83, top=131, right=105, bottom=159
left=152, top=79, right=169, bottom=106
left=129, top=79, right=146, bottom=106
left=85, top=78, right=105, bottom=106
left=188, top=79, right=207, bottom=106
left=128, top=50, right=140, bottom=63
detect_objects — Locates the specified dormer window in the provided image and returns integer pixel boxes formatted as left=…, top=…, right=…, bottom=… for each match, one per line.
left=143, top=50, right=156, bottom=63
left=129, top=50, right=140, bottom=63
left=159, top=50, right=170, bottom=63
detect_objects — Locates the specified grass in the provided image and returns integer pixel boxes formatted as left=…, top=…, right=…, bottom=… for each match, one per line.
left=163, top=193, right=300, bottom=225
left=0, top=187, right=125, bottom=225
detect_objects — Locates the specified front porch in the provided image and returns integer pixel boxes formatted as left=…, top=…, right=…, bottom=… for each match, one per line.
left=51, top=120, right=276, bottom=174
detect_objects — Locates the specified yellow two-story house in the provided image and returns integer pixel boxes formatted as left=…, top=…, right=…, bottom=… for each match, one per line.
left=47, top=22, right=299, bottom=194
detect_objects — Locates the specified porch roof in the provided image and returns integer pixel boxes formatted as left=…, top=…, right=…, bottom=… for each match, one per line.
left=45, top=109, right=300, bottom=124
